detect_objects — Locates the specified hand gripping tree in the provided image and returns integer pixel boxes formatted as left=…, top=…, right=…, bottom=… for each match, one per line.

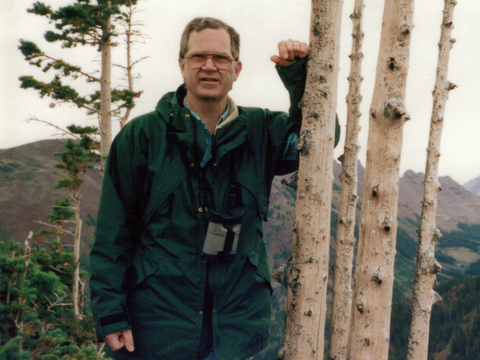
left=279, top=1, right=343, bottom=359
left=346, top=0, right=414, bottom=359
left=407, top=1, right=457, bottom=359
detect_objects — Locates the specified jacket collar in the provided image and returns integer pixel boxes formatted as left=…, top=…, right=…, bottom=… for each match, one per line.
left=155, top=84, right=249, bottom=165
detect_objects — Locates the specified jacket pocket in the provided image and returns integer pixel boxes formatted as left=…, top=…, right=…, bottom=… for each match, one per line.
left=238, top=171, right=268, bottom=220
left=247, top=232, right=272, bottom=293
left=142, top=166, right=187, bottom=226
left=124, top=250, right=159, bottom=294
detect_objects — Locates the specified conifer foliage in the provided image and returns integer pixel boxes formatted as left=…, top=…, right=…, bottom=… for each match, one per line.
left=0, top=238, right=103, bottom=359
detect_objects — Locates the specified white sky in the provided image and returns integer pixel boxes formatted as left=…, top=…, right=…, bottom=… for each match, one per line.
left=1, top=0, right=479, bottom=184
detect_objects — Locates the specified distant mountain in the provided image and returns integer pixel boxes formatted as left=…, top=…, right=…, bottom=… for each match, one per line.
left=399, top=170, right=480, bottom=232
left=464, top=175, right=480, bottom=195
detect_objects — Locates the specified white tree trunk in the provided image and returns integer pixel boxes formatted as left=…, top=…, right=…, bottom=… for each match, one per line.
left=327, top=1, right=364, bottom=359
left=279, top=1, right=343, bottom=359
left=120, top=0, right=134, bottom=129
left=72, top=198, right=83, bottom=320
left=407, top=1, right=457, bottom=359
left=100, top=1, right=112, bottom=158
left=347, top=1, right=414, bottom=359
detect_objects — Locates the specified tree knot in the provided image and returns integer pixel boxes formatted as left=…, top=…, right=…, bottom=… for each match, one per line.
left=371, top=266, right=384, bottom=284
left=384, top=97, right=410, bottom=122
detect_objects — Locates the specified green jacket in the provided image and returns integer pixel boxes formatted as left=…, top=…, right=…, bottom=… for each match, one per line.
left=90, top=59, right=307, bottom=360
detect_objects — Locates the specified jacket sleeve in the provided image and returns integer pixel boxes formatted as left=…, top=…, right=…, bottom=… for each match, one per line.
left=276, top=56, right=308, bottom=128
left=273, top=56, right=341, bottom=175
left=271, top=56, right=308, bottom=175
left=89, top=123, right=148, bottom=339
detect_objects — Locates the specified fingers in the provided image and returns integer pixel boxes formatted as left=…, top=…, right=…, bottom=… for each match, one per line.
left=299, top=42, right=310, bottom=58
left=123, top=330, right=135, bottom=352
left=278, top=39, right=295, bottom=61
left=271, top=39, right=310, bottom=67
left=105, top=332, right=124, bottom=352
left=104, top=330, right=135, bottom=353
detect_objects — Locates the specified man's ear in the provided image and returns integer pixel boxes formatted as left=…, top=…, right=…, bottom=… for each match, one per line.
left=179, top=58, right=185, bottom=78
left=234, top=61, right=242, bottom=81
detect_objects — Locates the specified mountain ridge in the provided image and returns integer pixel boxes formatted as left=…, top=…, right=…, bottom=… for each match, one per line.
left=464, top=174, right=480, bottom=195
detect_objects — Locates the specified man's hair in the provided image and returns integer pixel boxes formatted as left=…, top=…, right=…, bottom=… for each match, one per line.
left=179, top=17, right=240, bottom=61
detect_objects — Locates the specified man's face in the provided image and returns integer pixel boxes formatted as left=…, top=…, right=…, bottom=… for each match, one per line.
left=179, top=28, right=242, bottom=104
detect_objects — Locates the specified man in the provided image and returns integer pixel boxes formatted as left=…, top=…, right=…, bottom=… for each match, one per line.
left=90, top=17, right=310, bottom=360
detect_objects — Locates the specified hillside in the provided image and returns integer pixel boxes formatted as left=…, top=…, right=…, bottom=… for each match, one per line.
left=389, top=276, right=480, bottom=360
left=0, top=140, right=101, bottom=247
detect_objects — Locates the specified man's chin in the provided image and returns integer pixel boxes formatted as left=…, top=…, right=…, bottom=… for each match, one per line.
left=196, top=90, right=225, bottom=101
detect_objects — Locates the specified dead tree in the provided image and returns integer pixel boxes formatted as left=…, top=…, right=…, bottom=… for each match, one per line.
left=279, top=1, right=343, bottom=359
left=407, top=1, right=457, bottom=359
left=346, top=0, right=413, bottom=359
left=327, top=0, right=364, bottom=359
left=99, top=0, right=113, bottom=158
left=116, top=0, right=149, bottom=129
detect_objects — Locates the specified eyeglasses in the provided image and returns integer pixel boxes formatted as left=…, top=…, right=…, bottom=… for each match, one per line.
left=185, top=53, right=236, bottom=70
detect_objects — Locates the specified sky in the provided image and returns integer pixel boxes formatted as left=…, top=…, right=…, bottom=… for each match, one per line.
left=1, top=0, right=480, bottom=185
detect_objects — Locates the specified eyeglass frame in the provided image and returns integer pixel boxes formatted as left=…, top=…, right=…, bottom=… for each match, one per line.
left=183, top=52, right=238, bottom=70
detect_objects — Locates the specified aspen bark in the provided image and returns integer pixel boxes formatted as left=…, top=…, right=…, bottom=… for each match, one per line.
left=407, top=1, right=457, bottom=359
left=100, top=0, right=113, bottom=158
left=347, top=1, right=413, bottom=359
left=327, top=1, right=364, bottom=359
left=279, top=1, right=343, bottom=359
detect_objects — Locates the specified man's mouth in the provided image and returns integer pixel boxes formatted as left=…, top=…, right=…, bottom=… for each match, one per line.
left=200, top=77, right=219, bottom=82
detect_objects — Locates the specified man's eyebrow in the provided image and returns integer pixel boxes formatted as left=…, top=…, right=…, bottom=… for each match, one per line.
left=190, top=51, right=232, bottom=56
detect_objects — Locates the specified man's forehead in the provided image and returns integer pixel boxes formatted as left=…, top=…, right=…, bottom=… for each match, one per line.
left=186, top=28, right=232, bottom=53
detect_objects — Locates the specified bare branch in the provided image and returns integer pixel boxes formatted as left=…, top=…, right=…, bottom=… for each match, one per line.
left=49, top=265, right=70, bottom=275
left=26, top=117, right=82, bottom=140
left=34, top=220, right=76, bottom=237
left=45, top=289, right=72, bottom=313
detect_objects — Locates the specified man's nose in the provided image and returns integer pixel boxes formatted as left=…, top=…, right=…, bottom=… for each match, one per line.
left=202, top=58, right=217, bottom=70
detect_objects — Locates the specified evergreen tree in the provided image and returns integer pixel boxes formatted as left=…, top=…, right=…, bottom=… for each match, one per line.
left=35, top=125, right=101, bottom=319
left=0, top=238, right=105, bottom=359
left=19, top=0, right=143, bottom=159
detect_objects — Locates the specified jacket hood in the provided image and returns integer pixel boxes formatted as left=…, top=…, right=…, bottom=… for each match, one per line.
left=155, top=84, right=186, bottom=115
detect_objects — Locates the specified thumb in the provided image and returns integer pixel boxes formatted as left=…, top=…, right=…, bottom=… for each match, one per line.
left=123, top=329, right=135, bottom=352
left=270, top=55, right=284, bottom=65
left=270, top=55, right=293, bottom=67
